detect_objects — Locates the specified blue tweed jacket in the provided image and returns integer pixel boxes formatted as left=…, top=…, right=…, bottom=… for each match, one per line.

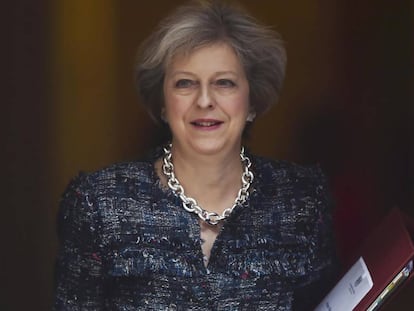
left=54, top=154, right=338, bottom=310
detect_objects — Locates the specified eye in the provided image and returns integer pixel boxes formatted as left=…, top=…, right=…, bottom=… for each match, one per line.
left=215, top=79, right=236, bottom=88
left=175, top=79, right=196, bottom=88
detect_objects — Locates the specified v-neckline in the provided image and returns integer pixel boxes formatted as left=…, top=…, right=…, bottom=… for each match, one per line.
left=199, top=219, right=225, bottom=269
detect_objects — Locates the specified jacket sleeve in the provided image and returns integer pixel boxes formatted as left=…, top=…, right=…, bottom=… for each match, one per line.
left=292, top=165, right=340, bottom=311
left=53, top=173, right=105, bottom=310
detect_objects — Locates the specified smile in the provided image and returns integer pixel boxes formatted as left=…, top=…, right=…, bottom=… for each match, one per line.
left=190, top=120, right=223, bottom=127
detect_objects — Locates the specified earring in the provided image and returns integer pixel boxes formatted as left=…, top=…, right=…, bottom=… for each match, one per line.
left=246, top=111, right=256, bottom=122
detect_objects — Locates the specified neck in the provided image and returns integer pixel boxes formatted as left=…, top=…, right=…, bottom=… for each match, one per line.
left=161, top=143, right=245, bottom=214
left=172, top=145, right=242, bottom=183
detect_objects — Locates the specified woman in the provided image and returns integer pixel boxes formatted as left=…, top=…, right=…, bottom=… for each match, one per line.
left=54, top=1, right=338, bottom=310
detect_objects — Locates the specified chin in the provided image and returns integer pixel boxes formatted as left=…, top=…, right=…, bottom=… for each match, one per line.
left=172, top=135, right=242, bottom=156
left=189, top=140, right=241, bottom=157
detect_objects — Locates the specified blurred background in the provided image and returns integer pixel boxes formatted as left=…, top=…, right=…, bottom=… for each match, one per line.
left=3, top=0, right=413, bottom=310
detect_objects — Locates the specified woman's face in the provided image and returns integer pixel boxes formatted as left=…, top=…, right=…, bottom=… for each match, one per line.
left=163, top=42, right=250, bottom=157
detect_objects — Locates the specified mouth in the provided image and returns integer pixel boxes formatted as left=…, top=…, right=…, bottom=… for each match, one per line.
left=190, top=119, right=223, bottom=128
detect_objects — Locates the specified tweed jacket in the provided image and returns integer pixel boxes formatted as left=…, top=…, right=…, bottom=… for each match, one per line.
left=54, top=154, right=338, bottom=310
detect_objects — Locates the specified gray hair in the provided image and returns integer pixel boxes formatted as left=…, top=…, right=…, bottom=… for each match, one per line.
left=135, top=0, right=287, bottom=125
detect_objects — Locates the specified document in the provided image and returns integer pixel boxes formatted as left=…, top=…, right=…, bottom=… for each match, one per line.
left=314, top=257, right=373, bottom=311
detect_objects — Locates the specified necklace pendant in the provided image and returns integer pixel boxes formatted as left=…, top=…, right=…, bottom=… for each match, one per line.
left=203, top=211, right=221, bottom=226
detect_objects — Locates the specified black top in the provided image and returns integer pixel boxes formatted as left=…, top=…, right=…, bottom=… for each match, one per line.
left=54, top=155, right=338, bottom=310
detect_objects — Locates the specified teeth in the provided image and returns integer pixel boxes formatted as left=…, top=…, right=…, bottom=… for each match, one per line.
left=195, top=121, right=218, bottom=126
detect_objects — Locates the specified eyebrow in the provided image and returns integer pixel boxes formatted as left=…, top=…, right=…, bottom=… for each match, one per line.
left=168, top=71, right=239, bottom=78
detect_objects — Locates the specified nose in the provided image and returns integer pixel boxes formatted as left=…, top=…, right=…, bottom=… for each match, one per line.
left=196, top=85, right=215, bottom=109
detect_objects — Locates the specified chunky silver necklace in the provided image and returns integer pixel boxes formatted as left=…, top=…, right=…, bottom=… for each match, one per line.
left=162, top=143, right=254, bottom=225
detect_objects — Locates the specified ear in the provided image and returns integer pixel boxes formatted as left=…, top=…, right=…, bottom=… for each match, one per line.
left=246, top=111, right=256, bottom=122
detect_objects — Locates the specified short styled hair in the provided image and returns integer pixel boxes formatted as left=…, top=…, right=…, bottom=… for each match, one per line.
left=135, top=0, right=287, bottom=125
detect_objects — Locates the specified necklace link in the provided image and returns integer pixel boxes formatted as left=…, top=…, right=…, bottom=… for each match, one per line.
left=162, top=143, right=254, bottom=225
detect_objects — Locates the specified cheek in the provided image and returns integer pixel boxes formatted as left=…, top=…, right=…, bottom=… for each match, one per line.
left=164, top=95, right=188, bottom=123
left=163, top=89, right=178, bottom=114
left=228, top=94, right=250, bottom=118
left=234, top=84, right=250, bottom=114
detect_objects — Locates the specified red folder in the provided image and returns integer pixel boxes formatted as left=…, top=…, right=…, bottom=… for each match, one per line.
left=353, top=208, right=414, bottom=310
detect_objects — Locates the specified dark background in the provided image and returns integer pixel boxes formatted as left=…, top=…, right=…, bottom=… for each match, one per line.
left=3, top=0, right=413, bottom=310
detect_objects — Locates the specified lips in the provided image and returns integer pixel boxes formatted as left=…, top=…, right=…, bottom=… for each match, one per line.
left=190, top=119, right=223, bottom=128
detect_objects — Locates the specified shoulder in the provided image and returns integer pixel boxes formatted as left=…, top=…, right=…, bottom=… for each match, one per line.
left=252, top=155, right=329, bottom=195
left=85, top=160, right=154, bottom=186
left=250, top=154, right=334, bottom=230
left=58, top=160, right=155, bottom=235
left=59, top=161, right=155, bottom=220
left=251, top=155, right=335, bottom=244
left=65, top=160, right=155, bottom=199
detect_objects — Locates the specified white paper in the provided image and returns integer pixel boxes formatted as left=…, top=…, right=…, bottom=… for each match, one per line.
left=314, top=257, right=373, bottom=311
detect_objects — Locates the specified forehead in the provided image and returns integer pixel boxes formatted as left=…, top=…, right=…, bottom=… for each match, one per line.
left=166, top=42, right=244, bottom=73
